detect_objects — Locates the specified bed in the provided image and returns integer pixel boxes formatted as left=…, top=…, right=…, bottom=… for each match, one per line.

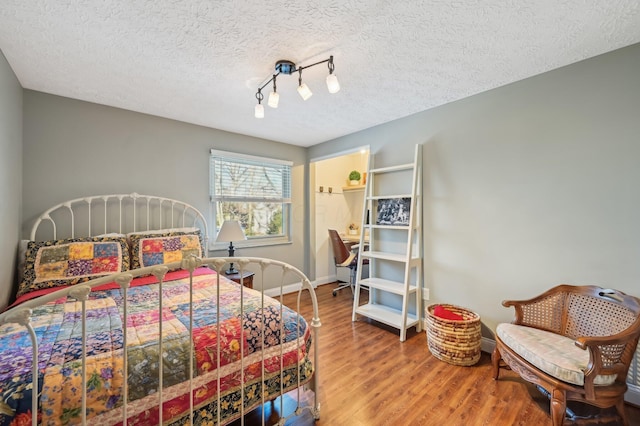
left=0, top=193, right=320, bottom=426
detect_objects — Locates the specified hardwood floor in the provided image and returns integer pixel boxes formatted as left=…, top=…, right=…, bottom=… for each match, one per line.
left=235, top=283, right=640, bottom=426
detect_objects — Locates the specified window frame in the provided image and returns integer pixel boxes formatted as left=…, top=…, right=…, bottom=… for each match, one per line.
left=209, top=149, right=293, bottom=250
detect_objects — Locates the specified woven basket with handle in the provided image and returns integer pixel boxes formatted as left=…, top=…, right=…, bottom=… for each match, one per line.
left=426, top=304, right=481, bottom=366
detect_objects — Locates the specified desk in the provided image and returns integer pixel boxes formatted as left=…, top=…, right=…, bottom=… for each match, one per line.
left=342, top=234, right=368, bottom=243
left=342, top=235, right=369, bottom=254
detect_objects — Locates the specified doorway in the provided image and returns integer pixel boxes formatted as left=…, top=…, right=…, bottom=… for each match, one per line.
left=310, top=147, right=369, bottom=285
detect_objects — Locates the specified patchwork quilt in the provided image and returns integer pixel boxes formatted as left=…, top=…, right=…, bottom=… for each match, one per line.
left=0, top=269, right=313, bottom=426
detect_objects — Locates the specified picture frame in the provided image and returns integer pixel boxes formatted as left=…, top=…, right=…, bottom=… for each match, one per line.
left=375, top=197, right=411, bottom=226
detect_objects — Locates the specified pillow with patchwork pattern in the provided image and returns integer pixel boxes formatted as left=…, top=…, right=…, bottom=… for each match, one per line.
left=128, top=229, right=204, bottom=269
left=17, top=236, right=130, bottom=297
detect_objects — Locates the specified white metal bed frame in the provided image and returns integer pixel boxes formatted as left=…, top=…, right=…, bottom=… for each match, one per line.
left=29, top=192, right=210, bottom=243
left=2, top=193, right=321, bottom=425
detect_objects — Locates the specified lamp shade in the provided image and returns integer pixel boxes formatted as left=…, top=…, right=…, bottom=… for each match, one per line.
left=297, top=83, right=313, bottom=100
left=268, top=91, right=279, bottom=108
left=216, top=220, right=247, bottom=242
left=254, top=103, right=264, bottom=118
left=326, top=74, right=340, bottom=94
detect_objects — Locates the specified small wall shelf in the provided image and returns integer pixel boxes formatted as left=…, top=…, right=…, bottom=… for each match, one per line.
left=342, top=185, right=366, bottom=192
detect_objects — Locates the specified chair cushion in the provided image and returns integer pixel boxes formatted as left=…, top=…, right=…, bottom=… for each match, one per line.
left=497, top=323, right=617, bottom=386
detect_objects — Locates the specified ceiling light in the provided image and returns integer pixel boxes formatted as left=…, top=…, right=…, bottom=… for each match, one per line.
left=297, top=67, right=312, bottom=100
left=268, top=75, right=279, bottom=108
left=268, top=91, right=279, bottom=108
left=297, top=80, right=313, bottom=101
left=254, top=88, right=264, bottom=118
left=326, top=74, right=340, bottom=94
left=326, top=57, right=340, bottom=94
left=254, top=104, right=264, bottom=119
left=254, top=55, right=340, bottom=118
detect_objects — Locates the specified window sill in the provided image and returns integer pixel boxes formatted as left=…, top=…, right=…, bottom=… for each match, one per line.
left=208, top=237, right=292, bottom=253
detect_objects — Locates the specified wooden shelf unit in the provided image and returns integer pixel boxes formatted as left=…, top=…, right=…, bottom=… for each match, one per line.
left=352, top=144, right=423, bottom=342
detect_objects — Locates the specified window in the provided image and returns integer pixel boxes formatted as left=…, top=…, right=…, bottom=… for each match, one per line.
left=209, top=149, right=292, bottom=247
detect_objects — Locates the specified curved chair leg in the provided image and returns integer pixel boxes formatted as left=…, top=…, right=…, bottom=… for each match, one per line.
left=616, top=398, right=629, bottom=426
left=491, top=346, right=501, bottom=379
left=550, top=389, right=566, bottom=426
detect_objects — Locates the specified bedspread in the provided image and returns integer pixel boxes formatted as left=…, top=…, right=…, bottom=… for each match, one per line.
left=0, top=269, right=313, bottom=425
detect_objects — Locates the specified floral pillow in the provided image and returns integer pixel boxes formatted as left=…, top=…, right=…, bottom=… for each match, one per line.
left=17, top=236, right=130, bottom=298
left=128, top=229, right=204, bottom=269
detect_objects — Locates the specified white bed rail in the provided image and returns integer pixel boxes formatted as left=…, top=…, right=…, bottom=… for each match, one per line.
left=30, top=193, right=209, bottom=247
left=0, top=256, right=321, bottom=426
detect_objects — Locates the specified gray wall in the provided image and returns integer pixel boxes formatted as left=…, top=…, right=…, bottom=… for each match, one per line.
left=0, top=51, right=23, bottom=309
left=22, top=92, right=308, bottom=284
left=309, top=43, right=640, bottom=334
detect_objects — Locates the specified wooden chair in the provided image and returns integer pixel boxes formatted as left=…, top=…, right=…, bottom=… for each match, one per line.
left=327, top=229, right=367, bottom=296
left=492, top=285, right=640, bottom=425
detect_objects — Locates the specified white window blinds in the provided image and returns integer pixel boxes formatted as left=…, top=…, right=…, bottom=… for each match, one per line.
left=209, top=150, right=292, bottom=203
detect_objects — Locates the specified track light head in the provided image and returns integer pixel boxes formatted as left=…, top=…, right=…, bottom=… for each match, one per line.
left=268, top=75, right=279, bottom=108
left=254, top=89, right=264, bottom=118
left=326, top=55, right=340, bottom=93
left=297, top=68, right=313, bottom=100
left=297, top=83, right=313, bottom=101
left=326, top=74, right=340, bottom=94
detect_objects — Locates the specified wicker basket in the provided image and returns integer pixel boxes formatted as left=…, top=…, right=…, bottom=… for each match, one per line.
left=425, top=304, right=481, bottom=366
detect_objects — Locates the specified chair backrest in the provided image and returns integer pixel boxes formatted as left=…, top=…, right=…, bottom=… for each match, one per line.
left=328, top=229, right=351, bottom=265
left=563, top=286, right=640, bottom=339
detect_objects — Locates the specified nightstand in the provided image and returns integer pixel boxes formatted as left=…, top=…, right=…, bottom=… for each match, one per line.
left=226, top=271, right=255, bottom=289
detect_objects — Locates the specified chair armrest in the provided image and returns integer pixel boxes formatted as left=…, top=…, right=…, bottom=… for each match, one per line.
left=576, top=333, right=636, bottom=351
left=502, top=289, right=566, bottom=333
left=575, top=323, right=640, bottom=400
left=576, top=326, right=640, bottom=369
left=501, top=299, right=525, bottom=324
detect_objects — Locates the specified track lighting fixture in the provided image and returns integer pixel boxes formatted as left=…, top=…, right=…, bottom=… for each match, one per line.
left=254, top=55, right=340, bottom=118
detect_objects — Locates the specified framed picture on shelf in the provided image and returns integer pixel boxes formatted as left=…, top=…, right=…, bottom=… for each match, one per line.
left=376, top=197, right=411, bottom=226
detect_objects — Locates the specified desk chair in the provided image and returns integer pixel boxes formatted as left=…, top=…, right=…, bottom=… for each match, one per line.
left=328, top=229, right=368, bottom=296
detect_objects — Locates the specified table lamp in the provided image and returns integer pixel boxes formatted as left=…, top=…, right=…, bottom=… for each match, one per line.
left=216, top=220, right=247, bottom=274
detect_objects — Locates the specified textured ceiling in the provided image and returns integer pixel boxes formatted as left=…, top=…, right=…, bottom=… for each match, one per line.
left=1, top=1, right=639, bottom=147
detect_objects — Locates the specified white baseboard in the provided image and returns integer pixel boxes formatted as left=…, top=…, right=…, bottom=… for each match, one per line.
left=314, top=275, right=336, bottom=286
left=263, top=283, right=301, bottom=298
left=481, top=337, right=496, bottom=354
left=262, top=278, right=335, bottom=298
left=264, top=280, right=321, bottom=297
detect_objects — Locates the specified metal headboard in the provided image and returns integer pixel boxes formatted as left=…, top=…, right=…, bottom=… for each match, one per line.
left=30, top=193, right=209, bottom=247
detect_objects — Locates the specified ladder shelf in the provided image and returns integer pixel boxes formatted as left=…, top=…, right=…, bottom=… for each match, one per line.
left=352, top=144, right=423, bottom=342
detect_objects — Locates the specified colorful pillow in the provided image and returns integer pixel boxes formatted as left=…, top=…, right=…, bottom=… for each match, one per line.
left=128, top=229, right=204, bottom=269
left=434, top=305, right=464, bottom=321
left=17, top=236, right=129, bottom=298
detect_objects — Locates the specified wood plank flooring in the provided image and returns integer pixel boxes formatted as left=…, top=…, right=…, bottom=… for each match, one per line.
left=234, top=283, right=640, bottom=426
